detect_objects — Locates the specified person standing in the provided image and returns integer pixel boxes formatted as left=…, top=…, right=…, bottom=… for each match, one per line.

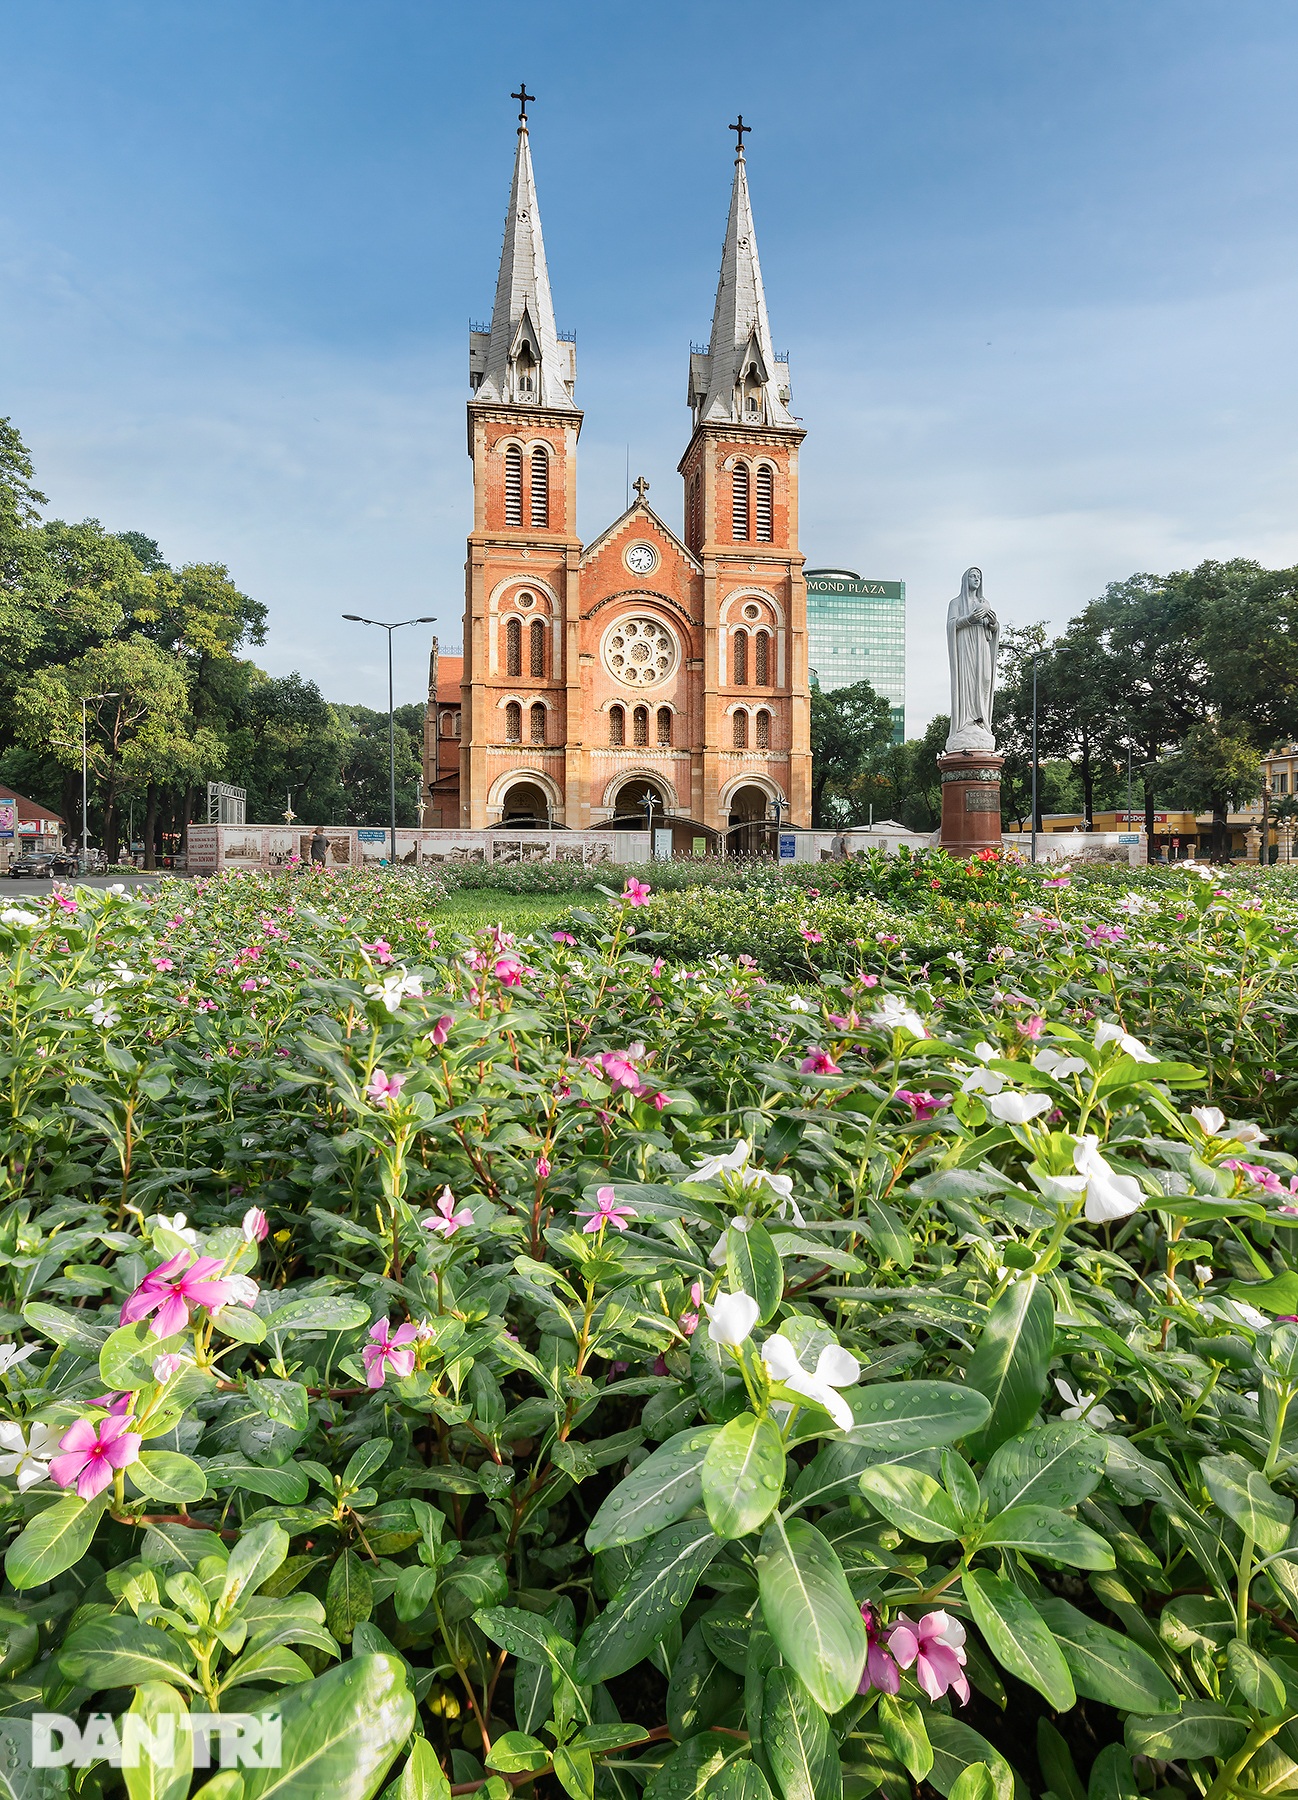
left=310, top=826, right=328, bottom=867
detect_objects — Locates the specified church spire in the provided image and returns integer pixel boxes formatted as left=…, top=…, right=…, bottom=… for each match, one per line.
left=688, top=125, right=794, bottom=429
left=470, top=97, right=577, bottom=411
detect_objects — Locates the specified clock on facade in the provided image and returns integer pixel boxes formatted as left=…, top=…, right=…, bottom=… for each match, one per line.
left=624, top=542, right=658, bottom=576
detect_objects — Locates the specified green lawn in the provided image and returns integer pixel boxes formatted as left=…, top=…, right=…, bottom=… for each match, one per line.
left=433, top=889, right=582, bottom=935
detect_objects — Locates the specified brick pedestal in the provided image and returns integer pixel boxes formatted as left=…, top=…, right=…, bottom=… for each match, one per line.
left=938, top=752, right=1004, bottom=854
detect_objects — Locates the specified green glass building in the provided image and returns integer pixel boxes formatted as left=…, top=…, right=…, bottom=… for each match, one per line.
left=805, top=570, right=906, bottom=742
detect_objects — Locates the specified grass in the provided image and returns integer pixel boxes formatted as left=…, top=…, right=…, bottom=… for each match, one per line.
left=433, top=890, right=580, bottom=934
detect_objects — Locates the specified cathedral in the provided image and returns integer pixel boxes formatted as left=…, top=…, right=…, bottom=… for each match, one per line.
left=425, top=101, right=812, bottom=851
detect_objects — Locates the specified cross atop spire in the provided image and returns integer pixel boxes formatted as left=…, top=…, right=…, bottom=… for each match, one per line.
left=728, top=115, right=750, bottom=156
left=632, top=475, right=650, bottom=503
left=469, top=108, right=577, bottom=411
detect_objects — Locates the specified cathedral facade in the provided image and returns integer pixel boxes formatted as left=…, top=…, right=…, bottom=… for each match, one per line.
left=431, top=109, right=811, bottom=847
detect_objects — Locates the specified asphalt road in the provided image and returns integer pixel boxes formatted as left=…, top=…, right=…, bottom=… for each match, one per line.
left=1, top=873, right=164, bottom=898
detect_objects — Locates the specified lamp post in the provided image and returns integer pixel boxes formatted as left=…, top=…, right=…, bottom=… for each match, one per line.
left=1030, top=653, right=1039, bottom=866
left=342, top=615, right=436, bottom=865
left=769, top=794, right=785, bottom=861
left=641, top=789, right=658, bottom=860
left=81, top=692, right=119, bottom=870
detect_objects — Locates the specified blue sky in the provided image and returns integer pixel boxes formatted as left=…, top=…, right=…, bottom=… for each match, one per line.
left=3, top=1, right=1296, bottom=726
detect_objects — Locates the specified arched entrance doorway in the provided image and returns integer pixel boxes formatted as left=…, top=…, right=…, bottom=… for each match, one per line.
left=609, top=777, right=670, bottom=826
left=727, top=784, right=774, bottom=858
left=500, top=780, right=550, bottom=827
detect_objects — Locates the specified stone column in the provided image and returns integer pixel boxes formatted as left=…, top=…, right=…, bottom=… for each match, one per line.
left=938, top=752, right=1004, bottom=854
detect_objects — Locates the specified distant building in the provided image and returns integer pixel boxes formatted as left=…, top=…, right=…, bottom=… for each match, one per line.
left=0, top=786, right=67, bottom=861
left=805, top=570, right=905, bottom=741
left=421, top=647, right=464, bottom=828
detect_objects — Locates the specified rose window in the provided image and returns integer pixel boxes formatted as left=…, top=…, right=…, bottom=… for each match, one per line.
left=604, top=617, right=676, bottom=688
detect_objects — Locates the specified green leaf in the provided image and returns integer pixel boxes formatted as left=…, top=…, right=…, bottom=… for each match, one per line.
left=124, top=1681, right=193, bottom=1800
left=703, top=1413, right=784, bottom=1540
left=963, top=1277, right=1055, bottom=1458
left=191, top=1777, right=246, bottom=1800
left=472, top=1605, right=588, bottom=1724
left=727, top=1221, right=783, bottom=1324
left=213, top=1307, right=267, bottom=1344
left=219, top=1522, right=290, bottom=1614
left=762, top=1667, right=841, bottom=1800
left=247, top=1378, right=310, bottom=1431
left=1037, top=1720, right=1084, bottom=1800
left=978, top=1506, right=1114, bottom=1568
left=384, top=1740, right=451, bottom=1800
left=240, top=1654, right=415, bottom=1799
left=757, top=1516, right=865, bottom=1714
left=22, top=1300, right=110, bottom=1356
left=1124, top=1705, right=1247, bottom=1762
left=325, top=1550, right=374, bottom=1643
left=264, top=1295, right=373, bottom=1333
left=962, top=1569, right=1074, bottom=1710
left=485, top=1734, right=549, bottom=1775
left=344, top=1440, right=393, bottom=1490
left=877, top=1695, right=933, bottom=1782
left=220, top=1646, right=313, bottom=1695
left=553, top=1746, right=595, bottom=1800
left=858, top=1465, right=964, bottom=1543
left=1226, top=1638, right=1287, bottom=1714
left=703, top=1766, right=775, bottom=1800
left=1229, top=1272, right=1298, bottom=1315
left=101, top=1318, right=178, bottom=1390
left=925, top=1718, right=1014, bottom=1800
left=844, top=1381, right=991, bottom=1456
left=866, top=1198, right=914, bottom=1270
left=1087, top=1744, right=1138, bottom=1800
left=574, top=1518, right=720, bottom=1683
left=1036, top=1598, right=1179, bottom=1714
left=585, top=1425, right=719, bottom=1550
left=58, top=1615, right=200, bottom=1692
left=5, top=1491, right=109, bottom=1589
left=948, top=1767, right=996, bottom=1800
left=1202, top=1453, right=1294, bottom=1554
left=668, top=1621, right=744, bottom=1740
left=132, top=1451, right=207, bottom=1504
left=980, top=1422, right=1107, bottom=1515
left=203, top=1457, right=310, bottom=1503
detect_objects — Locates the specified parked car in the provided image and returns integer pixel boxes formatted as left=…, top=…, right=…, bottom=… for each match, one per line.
left=7, top=848, right=80, bottom=878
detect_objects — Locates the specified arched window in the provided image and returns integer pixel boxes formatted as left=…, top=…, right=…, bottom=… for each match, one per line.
left=505, top=616, right=522, bottom=677
left=755, top=466, right=774, bottom=541
left=504, top=701, right=522, bottom=743
left=755, top=631, right=770, bottom=685
left=530, top=702, right=546, bottom=744
left=609, top=705, right=625, bottom=747
left=440, top=710, right=455, bottom=737
left=633, top=705, right=649, bottom=747
left=530, top=447, right=549, bottom=527
left=657, top=706, right=673, bottom=746
left=505, top=446, right=523, bottom=526
left=689, top=473, right=701, bottom=551
left=529, top=617, right=546, bottom=678
left=732, top=463, right=750, bottom=540
left=733, top=709, right=749, bottom=749
left=756, top=708, right=771, bottom=749
left=733, top=629, right=748, bottom=686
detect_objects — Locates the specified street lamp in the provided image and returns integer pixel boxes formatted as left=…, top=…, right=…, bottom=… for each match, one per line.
left=342, top=615, right=436, bottom=865
left=769, top=795, right=785, bottom=861
left=1029, top=653, right=1039, bottom=866
left=81, top=692, right=119, bottom=869
left=641, top=789, right=658, bottom=860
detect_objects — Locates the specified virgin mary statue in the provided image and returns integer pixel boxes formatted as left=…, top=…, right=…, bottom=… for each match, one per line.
left=944, top=567, right=999, bottom=754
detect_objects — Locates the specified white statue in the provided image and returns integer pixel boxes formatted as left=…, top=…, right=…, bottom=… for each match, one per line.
left=945, top=566, right=999, bottom=754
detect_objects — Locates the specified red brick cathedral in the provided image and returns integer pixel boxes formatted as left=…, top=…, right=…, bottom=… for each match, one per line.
left=432, top=105, right=812, bottom=848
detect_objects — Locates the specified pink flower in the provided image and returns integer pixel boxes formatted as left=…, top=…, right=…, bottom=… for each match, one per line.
left=650, top=958, right=665, bottom=977
left=495, top=955, right=526, bottom=986
left=1017, top=1015, right=1045, bottom=1040
left=597, top=1050, right=645, bottom=1093
left=680, top=1280, right=704, bottom=1337
left=151, top=1353, right=187, bottom=1381
left=552, top=931, right=576, bottom=945
left=366, top=1068, right=407, bottom=1108
left=196, top=999, right=217, bottom=1012
left=423, top=1186, right=474, bottom=1238
left=362, top=938, right=393, bottom=965
left=653, top=1091, right=670, bottom=1111
left=89, top=1392, right=134, bottom=1416
left=886, top=1611, right=969, bottom=1704
left=859, top=973, right=879, bottom=988
left=240, top=979, right=257, bottom=992
left=577, top=1186, right=637, bottom=1234
left=799, top=927, right=823, bottom=944
left=153, top=958, right=174, bottom=972
left=49, top=1414, right=142, bottom=1501
left=622, top=878, right=652, bottom=907
left=429, top=1015, right=453, bottom=1047
left=800, top=1050, right=841, bottom=1076
left=536, top=1156, right=552, bottom=1179
left=241, top=1206, right=269, bottom=1242
left=1224, top=1159, right=1296, bottom=1199
left=361, top=1318, right=419, bottom=1389
left=1043, top=876, right=1071, bottom=889
left=894, top=1088, right=949, bottom=1123
left=120, top=1252, right=235, bottom=1339
left=55, top=895, right=77, bottom=914
left=807, top=888, right=820, bottom=898
left=857, top=1604, right=901, bottom=1696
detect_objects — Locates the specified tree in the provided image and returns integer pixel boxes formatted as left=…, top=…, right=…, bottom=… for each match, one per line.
left=809, top=680, right=897, bottom=826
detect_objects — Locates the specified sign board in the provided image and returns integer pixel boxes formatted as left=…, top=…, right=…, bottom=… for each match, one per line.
left=206, top=782, right=247, bottom=826
left=1118, top=834, right=1140, bottom=845
left=0, top=801, right=13, bottom=841
left=779, top=833, right=797, bottom=861
left=692, top=838, right=707, bottom=857
left=357, top=829, right=388, bottom=843
left=653, top=828, right=673, bottom=861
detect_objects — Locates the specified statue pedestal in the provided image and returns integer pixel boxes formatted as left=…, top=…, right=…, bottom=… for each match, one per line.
left=938, top=752, right=1004, bottom=855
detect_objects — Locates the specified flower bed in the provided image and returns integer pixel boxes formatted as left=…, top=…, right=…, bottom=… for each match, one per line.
left=0, top=867, right=1295, bottom=1797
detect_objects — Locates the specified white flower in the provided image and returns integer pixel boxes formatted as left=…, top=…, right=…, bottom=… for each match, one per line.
left=1114, top=893, right=1156, bottom=916
left=366, top=970, right=424, bottom=1013
left=107, top=883, right=126, bottom=894
left=1194, top=1264, right=1214, bottom=1285
left=1054, top=1378, right=1115, bottom=1429
left=108, top=960, right=139, bottom=985
left=1074, top=1134, right=1145, bottom=1222
left=1093, top=1021, right=1158, bottom=1064
left=222, top=1274, right=260, bottom=1310
left=961, top=1066, right=1006, bottom=1095
left=985, top=1091, right=1053, bottom=1124
left=0, top=908, right=40, bottom=928
left=0, top=1344, right=38, bottom=1378
left=710, top=1215, right=750, bottom=1265
left=1184, top=863, right=1215, bottom=881
left=1233, top=1122, right=1269, bottom=1148
left=762, top=1333, right=860, bottom=1430
left=692, top=1140, right=792, bottom=1201
left=0, top=1421, right=55, bottom=1490
left=870, top=995, right=927, bottom=1040
left=774, top=1194, right=807, bottom=1229
left=151, top=1212, right=199, bottom=1246
left=86, top=999, right=121, bottom=1030
left=1230, top=1301, right=1270, bottom=1332
left=973, top=1041, right=997, bottom=1063
left=787, top=995, right=814, bottom=1013
left=1190, top=1106, right=1226, bottom=1137
left=1033, top=1047, right=1087, bottom=1080
left=705, top=1290, right=760, bottom=1347
left=948, top=951, right=969, bottom=971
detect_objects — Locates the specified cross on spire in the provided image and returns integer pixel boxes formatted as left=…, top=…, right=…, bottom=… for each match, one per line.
left=632, top=475, right=650, bottom=503
left=729, top=114, right=750, bottom=154
left=512, top=83, right=534, bottom=123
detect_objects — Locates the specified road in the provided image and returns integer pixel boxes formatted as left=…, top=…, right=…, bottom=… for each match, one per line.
left=1, top=873, right=164, bottom=899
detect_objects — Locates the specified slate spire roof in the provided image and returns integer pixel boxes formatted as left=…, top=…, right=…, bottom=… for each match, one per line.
left=471, top=120, right=577, bottom=411
left=689, top=146, right=794, bottom=429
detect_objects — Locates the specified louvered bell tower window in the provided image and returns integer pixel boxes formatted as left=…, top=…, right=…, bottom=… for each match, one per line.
left=755, top=467, right=773, bottom=542
left=732, top=464, right=750, bottom=541
left=505, top=447, right=523, bottom=526
left=530, top=448, right=549, bottom=527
